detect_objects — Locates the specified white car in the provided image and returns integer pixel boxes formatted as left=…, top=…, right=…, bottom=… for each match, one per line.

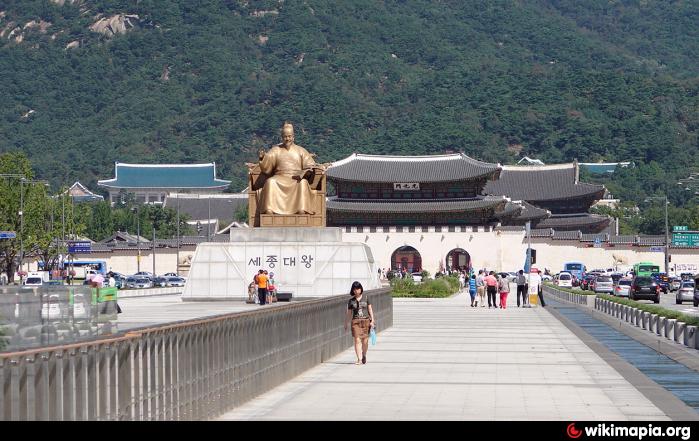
left=41, top=294, right=62, bottom=320
left=556, top=272, right=573, bottom=288
left=411, top=272, right=423, bottom=282
left=614, top=278, right=632, bottom=297
left=676, top=281, right=695, bottom=304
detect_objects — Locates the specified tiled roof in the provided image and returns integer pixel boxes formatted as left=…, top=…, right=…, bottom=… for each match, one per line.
left=495, top=202, right=523, bottom=219
left=552, top=230, right=582, bottom=240
left=484, top=163, right=605, bottom=202
left=98, top=163, right=231, bottom=189
left=495, top=226, right=525, bottom=232
left=536, top=213, right=611, bottom=229
left=510, top=200, right=550, bottom=221
left=580, top=234, right=608, bottom=243
left=163, top=195, right=247, bottom=223
left=637, top=236, right=665, bottom=246
left=327, top=153, right=501, bottom=184
left=530, top=228, right=554, bottom=237
left=609, top=235, right=636, bottom=245
left=326, top=196, right=506, bottom=213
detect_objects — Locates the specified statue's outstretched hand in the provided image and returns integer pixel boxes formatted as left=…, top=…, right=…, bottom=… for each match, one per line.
left=245, top=162, right=258, bottom=171
left=258, top=149, right=266, bottom=160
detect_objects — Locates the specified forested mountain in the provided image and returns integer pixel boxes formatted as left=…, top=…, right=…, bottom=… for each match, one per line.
left=0, top=0, right=697, bottom=212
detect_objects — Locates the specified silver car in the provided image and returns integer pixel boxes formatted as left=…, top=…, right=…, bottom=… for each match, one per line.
left=593, top=275, right=614, bottom=293
left=676, top=281, right=695, bottom=304
left=614, top=278, right=632, bottom=297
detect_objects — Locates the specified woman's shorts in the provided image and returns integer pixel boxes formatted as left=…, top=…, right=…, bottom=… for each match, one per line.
left=351, top=318, right=371, bottom=339
left=469, top=291, right=477, bottom=298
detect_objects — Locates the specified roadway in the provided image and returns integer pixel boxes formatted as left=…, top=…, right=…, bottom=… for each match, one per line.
left=576, top=287, right=699, bottom=317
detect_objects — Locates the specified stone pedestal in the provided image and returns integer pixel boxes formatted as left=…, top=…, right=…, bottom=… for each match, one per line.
left=182, top=228, right=380, bottom=300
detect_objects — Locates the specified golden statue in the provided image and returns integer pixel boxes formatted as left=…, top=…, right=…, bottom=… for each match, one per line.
left=247, top=122, right=328, bottom=227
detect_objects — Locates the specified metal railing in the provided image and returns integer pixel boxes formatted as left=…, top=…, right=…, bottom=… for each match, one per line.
left=0, top=288, right=392, bottom=420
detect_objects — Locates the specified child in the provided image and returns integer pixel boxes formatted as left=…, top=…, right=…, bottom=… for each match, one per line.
left=468, top=274, right=477, bottom=307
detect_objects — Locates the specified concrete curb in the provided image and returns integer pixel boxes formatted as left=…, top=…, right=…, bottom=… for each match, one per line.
left=547, top=286, right=699, bottom=354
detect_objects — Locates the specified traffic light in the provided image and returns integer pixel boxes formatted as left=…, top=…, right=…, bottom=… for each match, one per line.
left=669, top=255, right=672, bottom=263
left=531, top=249, right=537, bottom=264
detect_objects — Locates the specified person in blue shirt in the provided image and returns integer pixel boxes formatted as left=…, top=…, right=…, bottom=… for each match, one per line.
left=468, top=274, right=478, bottom=307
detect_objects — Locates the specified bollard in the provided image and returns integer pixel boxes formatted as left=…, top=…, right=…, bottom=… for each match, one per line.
left=665, top=319, right=676, bottom=340
left=686, top=326, right=698, bottom=349
left=657, top=316, right=665, bottom=337
left=642, top=312, right=649, bottom=330
left=650, top=314, right=658, bottom=333
left=675, top=322, right=685, bottom=344
left=635, top=309, right=642, bottom=327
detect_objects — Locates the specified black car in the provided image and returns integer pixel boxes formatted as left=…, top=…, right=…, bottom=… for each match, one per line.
left=630, top=276, right=660, bottom=303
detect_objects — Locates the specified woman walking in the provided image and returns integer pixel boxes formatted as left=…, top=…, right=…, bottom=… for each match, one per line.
left=345, top=281, right=375, bottom=365
left=498, top=273, right=510, bottom=309
left=468, top=274, right=477, bottom=307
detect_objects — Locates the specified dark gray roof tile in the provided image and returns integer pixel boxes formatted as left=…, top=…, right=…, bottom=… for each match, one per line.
left=485, top=164, right=605, bottom=202
left=327, top=153, right=500, bottom=184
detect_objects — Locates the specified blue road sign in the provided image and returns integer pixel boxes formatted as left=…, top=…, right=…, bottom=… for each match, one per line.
left=649, top=246, right=664, bottom=252
left=0, top=231, right=17, bottom=239
left=68, top=241, right=92, bottom=253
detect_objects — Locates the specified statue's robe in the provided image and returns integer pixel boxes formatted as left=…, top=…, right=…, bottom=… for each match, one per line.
left=257, top=143, right=316, bottom=215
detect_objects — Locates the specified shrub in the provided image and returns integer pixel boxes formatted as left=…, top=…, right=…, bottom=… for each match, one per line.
left=598, top=294, right=699, bottom=326
left=391, top=275, right=460, bottom=298
left=420, top=270, right=430, bottom=280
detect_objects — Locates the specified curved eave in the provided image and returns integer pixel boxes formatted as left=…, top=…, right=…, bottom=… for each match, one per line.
left=327, top=197, right=506, bottom=214
left=327, top=169, right=500, bottom=184
left=327, top=153, right=501, bottom=184
left=520, top=186, right=605, bottom=203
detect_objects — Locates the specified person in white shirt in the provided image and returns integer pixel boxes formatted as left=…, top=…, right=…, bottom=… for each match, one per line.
left=528, top=269, right=544, bottom=307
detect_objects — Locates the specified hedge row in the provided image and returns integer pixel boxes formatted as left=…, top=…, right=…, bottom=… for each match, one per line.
left=597, top=294, right=699, bottom=327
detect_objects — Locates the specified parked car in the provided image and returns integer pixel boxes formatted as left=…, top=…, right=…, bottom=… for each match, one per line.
left=556, top=272, right=573, bottom=288
left=613, top=278, right=632, bottom=297
left=592, top=275, right=614, bottom=294
left=152, top=276, right=168, bottom=287
left=166, top=276, right=186, bottom=287
left=411, top=272, right=423, bottom=282
left=135, top=271, right=154, bottom=278
left=41, top=294, right=62, bottom=320
left=127, top=276, right=153, bottom=289
left=630, top=276, right=660, bottom=303
left=676, top=281, right=695, bottom=305
left=163, top=272, right=179, bottom=277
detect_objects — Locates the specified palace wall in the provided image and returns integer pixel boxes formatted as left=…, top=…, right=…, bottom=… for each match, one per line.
left=342, top=230, right=699, bottom=275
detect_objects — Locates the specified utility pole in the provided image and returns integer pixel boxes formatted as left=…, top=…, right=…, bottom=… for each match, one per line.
left=526, top=221, right=532, bottom=307
left=207, top=194, right=211, bottom=241
left=176, top=193, right=180, bottom=275
left=136, top=204, right=141, bottom=273
left=664, top=195, right=670, bottom=275
left=153, top=226, right=156, bottom=276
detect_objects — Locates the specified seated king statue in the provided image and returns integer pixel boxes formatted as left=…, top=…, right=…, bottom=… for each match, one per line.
left=251, top=122, right=325, bottom=216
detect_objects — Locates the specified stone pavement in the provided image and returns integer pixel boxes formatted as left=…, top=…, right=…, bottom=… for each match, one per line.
left=218, top=291, right=672, bottom=421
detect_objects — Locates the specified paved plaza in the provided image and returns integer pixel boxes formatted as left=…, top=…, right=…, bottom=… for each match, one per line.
left=217, top=292, right=689, bottom=421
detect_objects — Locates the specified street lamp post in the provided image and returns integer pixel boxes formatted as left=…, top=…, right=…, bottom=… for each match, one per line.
left=646, top=196, right=670, bottom=274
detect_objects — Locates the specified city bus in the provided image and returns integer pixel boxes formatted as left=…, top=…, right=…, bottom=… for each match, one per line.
left=563, top=262, right=586, bottom=282
left=39, top=260, right=108, bottom=281
left=633, top=262, right=660, bottom=277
